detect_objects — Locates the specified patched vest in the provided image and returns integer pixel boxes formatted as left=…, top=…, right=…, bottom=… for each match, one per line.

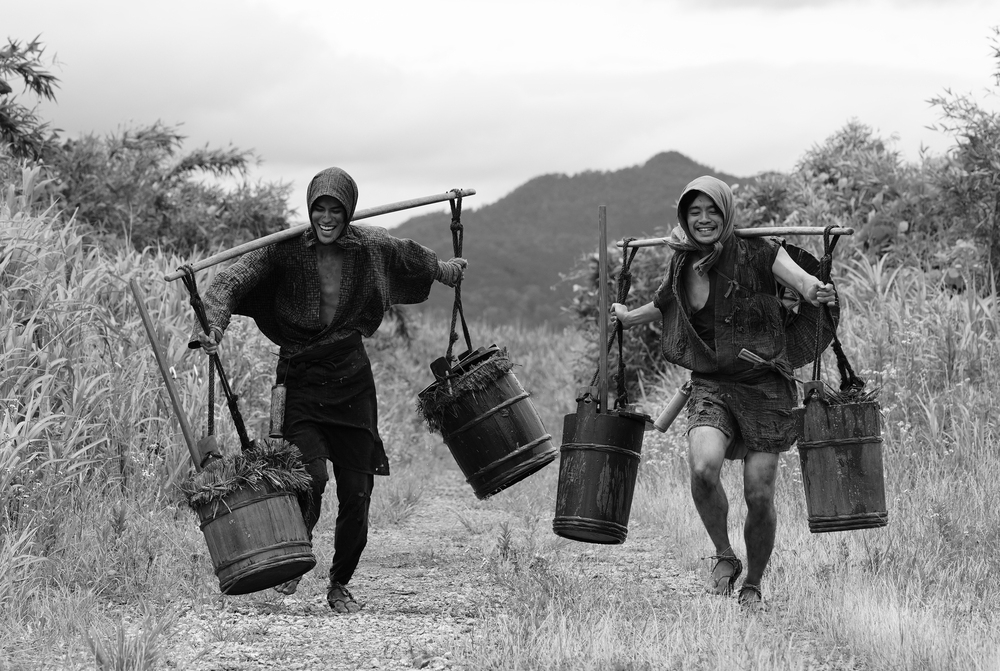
left=653, top=236, right=788, bottom=378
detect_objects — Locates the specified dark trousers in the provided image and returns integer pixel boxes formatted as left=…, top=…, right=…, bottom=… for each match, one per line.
left=301, top=457, right=374, bottom=586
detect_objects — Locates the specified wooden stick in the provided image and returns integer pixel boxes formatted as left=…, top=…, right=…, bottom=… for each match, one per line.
left=597, top=206, right=609, bottom=414
left=617, top=226, right=855, bottom=248
left=129, top=279, right=203, bottom=471
left=164, top=187, right=477, bottom=281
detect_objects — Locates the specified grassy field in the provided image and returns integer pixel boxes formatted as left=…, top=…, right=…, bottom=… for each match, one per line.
left=2, top=197, right=999, bottom=669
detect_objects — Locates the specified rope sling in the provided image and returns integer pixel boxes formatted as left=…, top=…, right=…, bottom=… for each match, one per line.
left=179, top=265, right=253, bottom=453
left=806, top=226, right=867, bottom=402
left=417, top=195, right=516, bottom=432
left=445, top=193, right=472, bottom=365
left=588, top=238, right=639, bottom=409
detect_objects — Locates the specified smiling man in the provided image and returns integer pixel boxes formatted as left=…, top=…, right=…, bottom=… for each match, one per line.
left=612, top=175, right=836, bottom=611
left=193, top=166, right=466, bottom=613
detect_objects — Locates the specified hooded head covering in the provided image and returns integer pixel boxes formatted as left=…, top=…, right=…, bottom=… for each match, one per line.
left=306, top=167, right=359, bottom=223
left=666, top=175, right=737, bottom=275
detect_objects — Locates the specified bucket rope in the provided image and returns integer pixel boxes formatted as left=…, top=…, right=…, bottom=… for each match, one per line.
left=590, top=238, right=639, bottom=409
left=179, top=265, right=253, bottom=451
left=807, top=227, right=865, bottom=401
left=445, top=192, right=472, bottom=364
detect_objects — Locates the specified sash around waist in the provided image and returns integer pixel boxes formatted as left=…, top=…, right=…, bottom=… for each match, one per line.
left=283, top=332, right=363, bottom=364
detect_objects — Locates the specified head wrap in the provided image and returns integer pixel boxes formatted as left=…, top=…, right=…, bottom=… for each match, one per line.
left=666, top=175, right=737, bottom=275
left=306, top=167, right=359, bottom=222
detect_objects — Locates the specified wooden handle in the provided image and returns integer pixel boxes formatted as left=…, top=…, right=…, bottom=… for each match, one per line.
left=164, top=187, right=478, bottom=281
left=597, top=206, right=609, bottom=414
left=129, top=279, right=203, bottom=471
left=617, top=226, right=855, bottom=249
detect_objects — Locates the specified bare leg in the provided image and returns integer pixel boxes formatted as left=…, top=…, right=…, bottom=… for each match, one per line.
left=742, top=450, right=779, bottom=587
left=688, top=426, right=743, bottom=593
left=688, top=426, right=734, bottom=553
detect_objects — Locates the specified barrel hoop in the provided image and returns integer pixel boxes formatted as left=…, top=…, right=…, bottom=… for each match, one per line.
left=449, top=391, right=531, bottom=436
left=808, top=512, right=888, bottom=533
left=199, top=491, right=298, bottom=529
left=214, top=541, right=315, bottom=573
left=552, top=516, right=628, bottom=543
left=560, top=442, right=640, bottom=461
left=475, top=449, right=557, bottom=499
left=799, top=436, right=883, bottom=450
left=219, top=553, right=317, bottom=592
left=553, top=516, right=629, bottom=534
left=469, top=434, right=553, bottom=479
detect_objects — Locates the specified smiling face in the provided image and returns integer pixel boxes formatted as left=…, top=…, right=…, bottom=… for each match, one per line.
left=310, top=195, right=348, bottom=244
left=684, top=192, right=725, bottom=246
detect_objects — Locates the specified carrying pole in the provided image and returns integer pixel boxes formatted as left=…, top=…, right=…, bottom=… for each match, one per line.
left=129, top=279, right=203, bottom=471
left=597, top=206, right=609, bottom=413
left=164, top=187, right=477, bottom=281
left=616, top=227, right=854, bottom=249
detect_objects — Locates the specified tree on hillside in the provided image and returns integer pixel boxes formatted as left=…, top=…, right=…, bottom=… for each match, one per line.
left=0, top=35, right=291, bottom=254
left=44, top=121, right=292, bottom=253
left=0, top=36, right=59, bottom=160
left=928, top=26, right=1000, bottom=287
left=735, top=120, right=924, bottom=259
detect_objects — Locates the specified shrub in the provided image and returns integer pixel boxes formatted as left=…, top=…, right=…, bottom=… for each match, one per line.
left=0, top=36, right=59, bottom=160
left=42, top=121, right=293, bottom=254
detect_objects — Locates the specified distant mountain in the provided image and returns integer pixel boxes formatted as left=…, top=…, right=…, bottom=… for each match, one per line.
left=391, top=151, right=743, bottom=327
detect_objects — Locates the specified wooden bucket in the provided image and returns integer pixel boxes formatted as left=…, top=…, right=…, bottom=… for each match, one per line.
left=553, top=389, right=647, bottom=544
left=197, top=482, right=316, bottom=594
left=797, top=400, right=889, bottom=533
left=419, top=346, right=556, bottom=500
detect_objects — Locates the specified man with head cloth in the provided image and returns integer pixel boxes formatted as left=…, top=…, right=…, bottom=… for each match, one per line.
left=613, top=176, right=837, bottom=610
left=194, top=167, right=467, bottom=613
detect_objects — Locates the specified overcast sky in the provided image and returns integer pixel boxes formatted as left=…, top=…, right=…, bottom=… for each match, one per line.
left=7, top=0, right=998, bottom=227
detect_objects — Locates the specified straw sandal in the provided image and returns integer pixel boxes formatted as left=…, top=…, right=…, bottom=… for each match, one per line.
left=327, top=582, right=361, bottom=614
left=738, top=582, right=764, bottom=612
left=273, top=576, right=302, bottom=596
left=706, top=553, right=743, bottom=596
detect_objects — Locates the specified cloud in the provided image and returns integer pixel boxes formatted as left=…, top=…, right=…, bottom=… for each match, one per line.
left=683, top=0, right=985, bottom=8
left=6, top=0, right=996, bottom=231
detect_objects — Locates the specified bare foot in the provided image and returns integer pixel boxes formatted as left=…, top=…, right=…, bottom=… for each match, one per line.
left=273, top=576, right=302, bottom=596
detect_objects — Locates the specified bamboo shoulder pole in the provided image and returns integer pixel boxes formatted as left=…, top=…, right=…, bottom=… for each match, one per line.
left=164, top=187, right=477, bottom=281
left=617, top=226, right=855, bottom=249
left=597, top=206, right=609, bottom=414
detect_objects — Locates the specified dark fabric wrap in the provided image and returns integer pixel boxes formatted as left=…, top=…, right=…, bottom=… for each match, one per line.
left=276, top=333, right=389, bottom=476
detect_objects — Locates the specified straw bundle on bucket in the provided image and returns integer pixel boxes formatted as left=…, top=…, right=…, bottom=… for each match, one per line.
left=415, top=345, right=556, bottom=499
left=179, top=437, right=311, bottom=512
left=416, top=347, right=515, bottom=434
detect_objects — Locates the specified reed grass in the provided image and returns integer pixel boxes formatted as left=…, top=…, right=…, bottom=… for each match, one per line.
left=3, top=189, right=1000, bottom=668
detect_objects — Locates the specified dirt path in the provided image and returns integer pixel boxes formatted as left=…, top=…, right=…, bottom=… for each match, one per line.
left=163, top=477, right=501, bottom=671
left=158, top=471, right=859, bottom=671
left=160, top=472, right=700, bottom=671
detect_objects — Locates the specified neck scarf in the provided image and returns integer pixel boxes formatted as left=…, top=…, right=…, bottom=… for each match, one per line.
left=666, top=175, right=737, bottom=275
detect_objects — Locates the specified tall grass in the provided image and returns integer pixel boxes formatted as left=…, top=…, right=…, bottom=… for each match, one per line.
left=4, top=178, right=1000, bottom=669
left=0, top=189, right=586, bottom=667
left=458, top=249, right=1000, bottom=670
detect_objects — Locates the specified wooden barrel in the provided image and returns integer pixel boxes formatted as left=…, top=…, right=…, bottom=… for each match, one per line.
left=197, top=482, right=316, bottom=594
left=420, top=346, right=556, bottom=500
left=553, top=391, right=647, bottom=544
left=798, top=400, right=889, bottom=533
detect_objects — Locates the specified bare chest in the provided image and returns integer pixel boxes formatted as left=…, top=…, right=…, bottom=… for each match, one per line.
left=315, top=246, right=345, bottom=326
left=683, top=261, right=711, bottom=312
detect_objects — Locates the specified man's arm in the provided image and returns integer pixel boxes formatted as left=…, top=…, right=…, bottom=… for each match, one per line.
left=771, top=246, right=837, bottom=306
left=612, top=301, right=660, bottom=329
left=189, top=246, right=275, bottom=351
